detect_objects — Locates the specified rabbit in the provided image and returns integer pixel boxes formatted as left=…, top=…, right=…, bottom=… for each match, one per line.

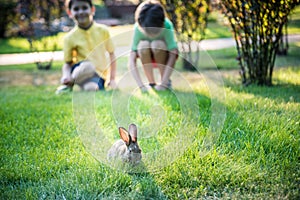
left=107, top=124, right=142, bottom=165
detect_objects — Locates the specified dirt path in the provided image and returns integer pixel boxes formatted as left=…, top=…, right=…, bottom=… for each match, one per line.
left=0, top=70, right=61, bottom=87
left=0, top=69, right=239, bottom=87
left=1, top=34, right=299, bottom=66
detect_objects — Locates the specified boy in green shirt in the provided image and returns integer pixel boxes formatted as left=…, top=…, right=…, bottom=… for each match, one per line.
left=128, top=0, right=178, bottom=91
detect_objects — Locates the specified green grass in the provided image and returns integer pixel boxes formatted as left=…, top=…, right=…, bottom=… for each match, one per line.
left=1, top=48, right=299, bottom=198
left=214, top=43, right=300, bottom=70
left=288, top=5, right=300, bottom=34
left=0, top=33, right=65, bottom=54
left=173, top=42, right=300, bottom=71
left=0, top=61, right=64, bottom=72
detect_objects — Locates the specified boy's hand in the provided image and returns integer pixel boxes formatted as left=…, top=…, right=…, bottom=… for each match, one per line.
left=61, top=76, right=74, bottom=86
left=61, top=77, right=70, bottom=84
left=108, top=80, right=117, bottom=89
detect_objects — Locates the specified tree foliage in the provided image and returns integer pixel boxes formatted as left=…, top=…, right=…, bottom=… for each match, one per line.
left=0, top=0, right=65, bottom=38
left=17, top=0, right=65, bottom=37
left=0, top=0, right=18, bottom=38
left=220, top=0, right=300, bottom=86
left=16, top=0, right=65, bottom=69
left=162, top=0, right=210, bottom=70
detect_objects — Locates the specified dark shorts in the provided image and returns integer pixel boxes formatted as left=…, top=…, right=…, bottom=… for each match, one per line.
left=71, top=62, right=105, bottom=90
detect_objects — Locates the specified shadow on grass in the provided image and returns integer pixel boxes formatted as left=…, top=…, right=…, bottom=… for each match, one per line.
left=287, top=18, right=300, bottom=33
left=219, top=43, right=300, bottom=103
left=223, top=66, right=299, bottom=104
left=275, top=46, right=300, bottom=68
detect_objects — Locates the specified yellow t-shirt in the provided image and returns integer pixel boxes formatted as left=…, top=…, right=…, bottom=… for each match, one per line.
left=63, top=22, right=115, bottom=79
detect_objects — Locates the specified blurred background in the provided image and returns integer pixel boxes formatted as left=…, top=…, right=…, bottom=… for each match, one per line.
left=0, top=0, right=142, bottom=39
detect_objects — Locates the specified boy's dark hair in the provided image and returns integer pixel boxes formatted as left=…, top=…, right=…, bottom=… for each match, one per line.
left=138, top=3, right=165, bottom=35
left=67, top=0, right=93, bottom=10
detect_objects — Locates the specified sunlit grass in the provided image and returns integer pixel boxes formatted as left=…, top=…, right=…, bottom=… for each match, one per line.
left=0, top=33, right=65, bottom=54
left=288, top=5, right=300, bottom=34
left=0, top=64, right=299, bottom=199
left=0, top=61, right=64, bottom=71
left=0, top=37, right=299, bottom=199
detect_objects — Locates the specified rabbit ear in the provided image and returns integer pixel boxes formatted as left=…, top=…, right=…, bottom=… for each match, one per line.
left=128, top=124, right=138, bottom=142
left=119, top=127, right=131, bottom=145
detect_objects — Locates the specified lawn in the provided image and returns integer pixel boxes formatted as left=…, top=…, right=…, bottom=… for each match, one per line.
left=1, top=41, right=299, bottom=199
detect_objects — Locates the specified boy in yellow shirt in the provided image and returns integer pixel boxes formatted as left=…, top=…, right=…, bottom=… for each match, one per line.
left=56, top=0, right=117, bottom=94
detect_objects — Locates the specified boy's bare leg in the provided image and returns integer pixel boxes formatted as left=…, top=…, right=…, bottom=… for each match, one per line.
left=71, top=61, right=96, bottom=84
left=151, top=40, right=168, bottom=78
left=137, top=41, right=155, bottom=85
left=83, top=82, right=99, bottom=91
left=153, top=45, right=178, bottom=90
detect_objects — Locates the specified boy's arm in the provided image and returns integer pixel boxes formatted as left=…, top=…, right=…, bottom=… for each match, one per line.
left=61, top=62, right=73, bottom=86
left=61, top=36, right=74, bottom=86
left=108, top=52, right=117, bottom=89
left=155, top=49, right=178, bottom=90
left=129, top=51, right=148, bottom=91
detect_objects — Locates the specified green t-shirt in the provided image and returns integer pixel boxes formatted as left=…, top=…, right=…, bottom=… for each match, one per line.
left=131, top=18, right=178, bottom=51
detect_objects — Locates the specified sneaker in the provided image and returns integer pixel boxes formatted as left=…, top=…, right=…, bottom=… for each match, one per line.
left=55, top=85, right=72, bottom=95
left=155, top=79, right=172, bottom=91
